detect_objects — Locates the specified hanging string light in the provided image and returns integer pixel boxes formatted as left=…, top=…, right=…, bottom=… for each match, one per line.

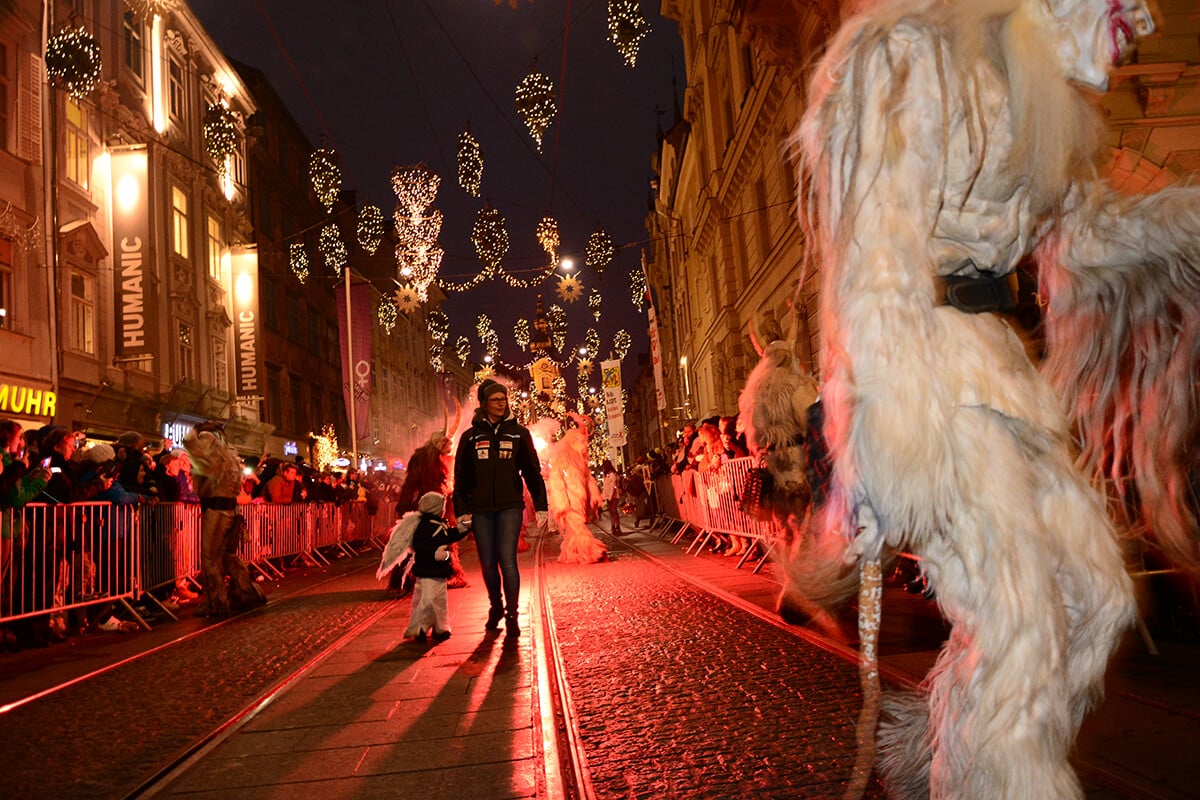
left=536, top=215, right=560, bottom=263
left=203, top=103, right=239, bottom=173
left=514, top=66, right=556, bottom=152
left=429, top=342, right=445, bottom=373
left=357, top=204, right=385, bottom=254
left=496, top=262, right=554, bottom=289
left=548, top=304, right=567, bottom=351
left=319, top=224, right=347, bottom=278
left=439, top=268, right=492, bottom=293
left=555, top=274, right=583, bottom=303
left=584, top=328, right=601, bottom=358
left=308, top=148, right=342, bottom=212
left=127, top=0, right=178, bottom=22
left=588, top=288, right=602, bottom=321
left=629, top=266, right=647, bottom=312
left=585, top=229, right=615, bottom=276
left=391, top=163, right=443, bottom=300
left=472, top=203, right=509, bottom=269
left=607, top=0, right=651, bottom=68
left=455, top=335, right=471, bottom=365
left=428, top=309, right=450, bottom=371
left=514, top=318, right=531, bottom=349
left=45, top=26, right=102, bottom=99
left=457, top=128, right=483, bottom=197
left=377, top=294, right=398, bottom=334
left=613, top=329, right=632, bottom=360
left=289, top=243, right=310, bottom=284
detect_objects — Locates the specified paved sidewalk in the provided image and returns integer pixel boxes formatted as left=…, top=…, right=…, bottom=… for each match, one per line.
left=155, top=542, right=545, bottom=800
left=612, top=518, right=1200, bottom=800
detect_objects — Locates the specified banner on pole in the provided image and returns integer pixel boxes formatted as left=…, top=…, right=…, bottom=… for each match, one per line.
left=600, top=358, right=626, bottom=448
left=336, top=282, right=373, bottom=440
left=647, top=304, right=667, bottom=412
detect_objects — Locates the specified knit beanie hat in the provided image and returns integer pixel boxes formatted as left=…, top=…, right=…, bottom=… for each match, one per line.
left=418, top=491, right=445, bottom=516
left=477, top=379, right=507, bottom=403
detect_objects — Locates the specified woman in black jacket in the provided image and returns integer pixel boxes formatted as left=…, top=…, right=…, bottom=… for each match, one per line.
left=453, top=380, right=547, bottom=635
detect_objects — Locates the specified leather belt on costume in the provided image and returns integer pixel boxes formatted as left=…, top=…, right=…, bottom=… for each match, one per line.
left=933, top=270, right=1020, bottom=314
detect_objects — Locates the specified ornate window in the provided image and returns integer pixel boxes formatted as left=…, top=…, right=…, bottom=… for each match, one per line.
left=0, top=237, right=12, bottom=329
left=206, top=214, right=222, bottom=282
left=69, top=270, right=95, bottom=354
left=177, top=319, right=194, bottom=380
left=167, top=55, right=185, bottom=122
left=212, top=335, right=228, bottom=390
left=64, top=97, right=88, bottom=188
left=122, top=12, right=145, bottom=82
left=171, top=185, right=189, bottom=258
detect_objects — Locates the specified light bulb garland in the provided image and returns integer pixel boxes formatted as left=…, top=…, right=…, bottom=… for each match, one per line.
left=514, top=67, right=556, bottom=152
left=536, top=215, right=560, bottom=263
left=471, top=204, right=509, bottom=269
left=584, top=328, right=601, bottom=358
left=378, top=294, right=398, bottom=334
left=289, top=243, right=310, bottom=284
left=548, top=304, right=567, bottom=351
left=588, top=288, right=602, bottom=321
left=357, top=204, right=385, bottom=254
left=613, top=329, right=632, bottom=360
left=455, top=336, right=471, bottom=365
left=203, top=103, right=239, bottom=172
left=457, top=128, right=483, bottom=197
left=629, top=266, right=647, bottom=312
left=319, top=224, right=347, bottom=278
left=308, top=149, right=342, bottom=212
left=585, top=229, right=615, bottom=276
left=607, top=0, right=651, bottom=68
left=514, top=318, right=531, bottom=349
left=45, top=26, right=102, bottom=99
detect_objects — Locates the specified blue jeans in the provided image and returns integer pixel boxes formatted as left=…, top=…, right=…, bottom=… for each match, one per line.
left=472, top=508, right=523, bottom=614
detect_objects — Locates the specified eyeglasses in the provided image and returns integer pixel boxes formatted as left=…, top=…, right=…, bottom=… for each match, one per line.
left=487, top=396, right=507, bottom=403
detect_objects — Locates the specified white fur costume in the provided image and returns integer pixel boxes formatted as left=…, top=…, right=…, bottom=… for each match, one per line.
left=545, top=414, right=607, bottom=564
left=793, top=0, right=1199, bottom=797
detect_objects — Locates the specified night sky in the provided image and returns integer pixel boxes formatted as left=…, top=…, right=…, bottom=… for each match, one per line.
left=190, top=0, right=684, bottom=380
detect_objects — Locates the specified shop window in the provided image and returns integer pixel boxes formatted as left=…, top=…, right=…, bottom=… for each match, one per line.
left=69, top=270, right=95, bottom=354
left=65, top=97, right=88, bottom=188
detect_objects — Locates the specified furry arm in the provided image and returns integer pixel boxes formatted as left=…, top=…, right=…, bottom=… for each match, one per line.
left=1040, top=184, right=1200, bottom=571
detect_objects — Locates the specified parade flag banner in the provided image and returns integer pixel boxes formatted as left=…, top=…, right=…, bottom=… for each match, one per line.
left=647, top=303, right=666, bottom=412
left=230, top=247, right=261, bottom=403
left=110, top=146, right=155, bottom=368
left=601, top=358, right=627, bottom=448
left=336, top=282, right=374, bottom=441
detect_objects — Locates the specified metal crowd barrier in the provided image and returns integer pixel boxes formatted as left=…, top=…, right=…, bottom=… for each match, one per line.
left=1, top=500, right=385, bottom=630
left=653, top=457, right=786, bottom=573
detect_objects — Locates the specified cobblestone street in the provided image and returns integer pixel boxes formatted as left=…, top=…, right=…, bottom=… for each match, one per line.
left=542, top=535, right=887, bottom=799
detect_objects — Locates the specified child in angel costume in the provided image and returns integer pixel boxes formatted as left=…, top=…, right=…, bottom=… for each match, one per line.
left=749, top=0, right=1200, bottom=797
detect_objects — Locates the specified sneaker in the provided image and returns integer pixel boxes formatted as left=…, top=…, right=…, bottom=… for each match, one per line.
left=97, top=617, right=123, bottom=632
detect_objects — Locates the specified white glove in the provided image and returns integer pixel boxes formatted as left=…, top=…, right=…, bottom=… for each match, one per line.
left=536, top=510, right=547, bottom=528
left=456, top=514, right=472, bottom=533
left=434, top=545, right=449, bottom=561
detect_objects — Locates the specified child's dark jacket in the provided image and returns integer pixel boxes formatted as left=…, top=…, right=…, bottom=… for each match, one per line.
left=410, top=513, right=468, bottom=579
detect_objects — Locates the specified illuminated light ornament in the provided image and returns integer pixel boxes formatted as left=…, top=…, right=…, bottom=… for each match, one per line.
left=585, top=229, right=615, bottom=276
left=391, top=163, right=440, bottom=212
left=289, top=243, right=310, bottom=284
left=577, top=357, right=594, bottom=378
left=613, top=329, right=632, bottom=360
left=475, top=363, right=495, bottom=382
left=548, top=304, right=567, bottom=351
left=455, top=335, right=471, bottom=365
left=378, top=294, right=398, bottom=334
left=514, top=67, right=556, bottom=153
left=588, top=288, right=602, bottom=321
left=356, top=205, right=385, bottom=254
left=536, top=215, right=560, bottom=263
left=203, top=103, right=239, bottom=173
left=607, top=0, right=651, bottom=68
left=428, top=309, right=450, bottom=372
left=514, top=318, right=531, bottom=349
left=395, top=286, right=421, bottom=314
left=429, top=342, right=445, bottom=373
left=127, top=0, right=178, bottom=22
left=319, top=223, right=347, bottom=278
left=457, top=128, right=483, bottom=197
left=555, top=274, right=583, bottom=304
left=472, top=203, right=509, bottom=269
left=313, top=423, right=340, bottom=473
left=308, top=148, right=342, bottom=212
left=45, top=26, right=102, bottom=100
left=584, top=328, right=600, bottom=357
left=391, top=163, right=443, bottom=300
left=628, top=266, right=647, bottom=312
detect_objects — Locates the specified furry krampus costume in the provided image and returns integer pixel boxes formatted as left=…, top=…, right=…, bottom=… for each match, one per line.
left=786, top=0, right=1198, bottom=797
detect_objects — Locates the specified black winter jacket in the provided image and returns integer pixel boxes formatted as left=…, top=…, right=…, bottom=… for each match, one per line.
left=410, top=513, right=468, bottom=579
left=453, top=413, right=547, bottom=515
